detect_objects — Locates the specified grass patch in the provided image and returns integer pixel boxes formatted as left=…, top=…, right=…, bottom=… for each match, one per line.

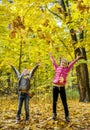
left=66, top=88, right=79, bottom=100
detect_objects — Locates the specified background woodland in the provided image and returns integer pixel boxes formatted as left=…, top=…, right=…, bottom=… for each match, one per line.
left=0, top=0, right=90, bottom=130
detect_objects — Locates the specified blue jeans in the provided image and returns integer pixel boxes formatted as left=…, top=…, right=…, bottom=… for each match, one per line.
left=16, top=92, right=30, bottom=120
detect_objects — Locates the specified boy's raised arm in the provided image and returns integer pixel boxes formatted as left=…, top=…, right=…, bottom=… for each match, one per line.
left=29, top=63, right=40, bottom=80
left=10, top=65, right=21, bottom=78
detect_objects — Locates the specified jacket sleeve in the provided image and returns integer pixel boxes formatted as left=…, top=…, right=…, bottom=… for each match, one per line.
left=50, top=55, right=58, bottom=70
left=67, top=58, right=79, bottom=72
left=10, top=65, right=21, bottom=78
left=29, top=63, right=39, bottom=80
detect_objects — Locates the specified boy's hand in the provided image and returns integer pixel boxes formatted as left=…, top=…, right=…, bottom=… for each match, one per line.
left=9, top=64, right=13, bottom=67
left=37, top=62, right=41, bottom=66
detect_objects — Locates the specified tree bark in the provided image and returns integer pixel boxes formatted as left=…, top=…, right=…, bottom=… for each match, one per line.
left=75, top=48, right=90, bottom=102
left=19, top=40, right=22, bottom=73
left=60, top=0, right=90, bottom=102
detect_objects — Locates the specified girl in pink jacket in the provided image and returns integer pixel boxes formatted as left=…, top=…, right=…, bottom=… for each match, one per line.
left=50, top=53, right=82, bottom=122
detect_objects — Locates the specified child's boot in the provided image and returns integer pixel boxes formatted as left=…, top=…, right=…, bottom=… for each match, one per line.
left=16, top=117, right=21, bottom=124
left=52, top=113, right=57, bottom=120
left=65, top=116, right=70, bottom=122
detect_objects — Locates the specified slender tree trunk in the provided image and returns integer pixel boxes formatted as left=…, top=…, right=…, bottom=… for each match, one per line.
left=19, top=40, right=22, bottom=72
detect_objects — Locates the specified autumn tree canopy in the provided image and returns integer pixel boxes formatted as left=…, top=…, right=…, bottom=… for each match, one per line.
left=0, top=0, right=90, bottom=97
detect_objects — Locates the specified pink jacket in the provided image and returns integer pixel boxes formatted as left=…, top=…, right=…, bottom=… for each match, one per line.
left=50, top=55, right=79, bottom=86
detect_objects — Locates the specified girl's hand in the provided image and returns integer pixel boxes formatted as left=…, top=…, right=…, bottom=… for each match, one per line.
left=49, top=52, right=52, bottom=56
left=76, top=55, right=83, bottom=60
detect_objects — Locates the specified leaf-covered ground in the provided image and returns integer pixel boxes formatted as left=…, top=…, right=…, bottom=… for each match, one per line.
left=0, top=95, right=90, bottom=130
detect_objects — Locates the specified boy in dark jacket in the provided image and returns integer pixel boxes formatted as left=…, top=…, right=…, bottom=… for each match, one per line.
left=10, top=63, right=40, bottom=124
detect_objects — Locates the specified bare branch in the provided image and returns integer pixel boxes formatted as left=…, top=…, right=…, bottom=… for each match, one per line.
left=46, top=6, right=63, bottom=20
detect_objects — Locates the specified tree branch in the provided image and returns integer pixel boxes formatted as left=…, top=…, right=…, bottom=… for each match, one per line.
left=60, top=0, right=68, bottom=17
left=58, top=38, right=73, bottom=59
left=46, top=6, right=63, bottom=20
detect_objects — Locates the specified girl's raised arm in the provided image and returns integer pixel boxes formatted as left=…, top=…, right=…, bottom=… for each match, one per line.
left=50, top=53, right=58, bottom=70
left=68, top=56, right=83, bottom=71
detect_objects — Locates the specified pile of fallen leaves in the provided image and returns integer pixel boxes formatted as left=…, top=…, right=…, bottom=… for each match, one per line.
left=0, top=95, right=90, bottom=130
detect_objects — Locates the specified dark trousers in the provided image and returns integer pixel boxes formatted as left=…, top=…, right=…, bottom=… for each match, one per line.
left=16, top=92, right=30, bottom=120
left=53, top=86, right=69, bottom=117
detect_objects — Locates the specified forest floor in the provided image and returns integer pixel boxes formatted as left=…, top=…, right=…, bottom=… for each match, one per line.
left=0, top=95, right=90, bottom=130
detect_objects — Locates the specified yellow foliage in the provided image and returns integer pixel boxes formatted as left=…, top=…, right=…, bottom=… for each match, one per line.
left=0, top=0, right=90, bottom=94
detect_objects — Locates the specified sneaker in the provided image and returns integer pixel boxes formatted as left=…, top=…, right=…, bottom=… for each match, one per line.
left=16, top=117, right=21, bottom=124
left=52, top=113, right=57, bottom=120
left=25, top=119, right=30, bottom=124
left=65, top=116, right=70, bottom=122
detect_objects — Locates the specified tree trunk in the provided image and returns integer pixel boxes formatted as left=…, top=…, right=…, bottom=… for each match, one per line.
left=75, top=48, right=90, bottom=102
left=70, top=29, right=90, bottom=102
left=60, top=0, right=90, bottom=102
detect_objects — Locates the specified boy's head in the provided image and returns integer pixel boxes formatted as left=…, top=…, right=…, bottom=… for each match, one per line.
left=60, top=58, right=68, bottom=68
left=22, top=69, right=30, bottom=75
